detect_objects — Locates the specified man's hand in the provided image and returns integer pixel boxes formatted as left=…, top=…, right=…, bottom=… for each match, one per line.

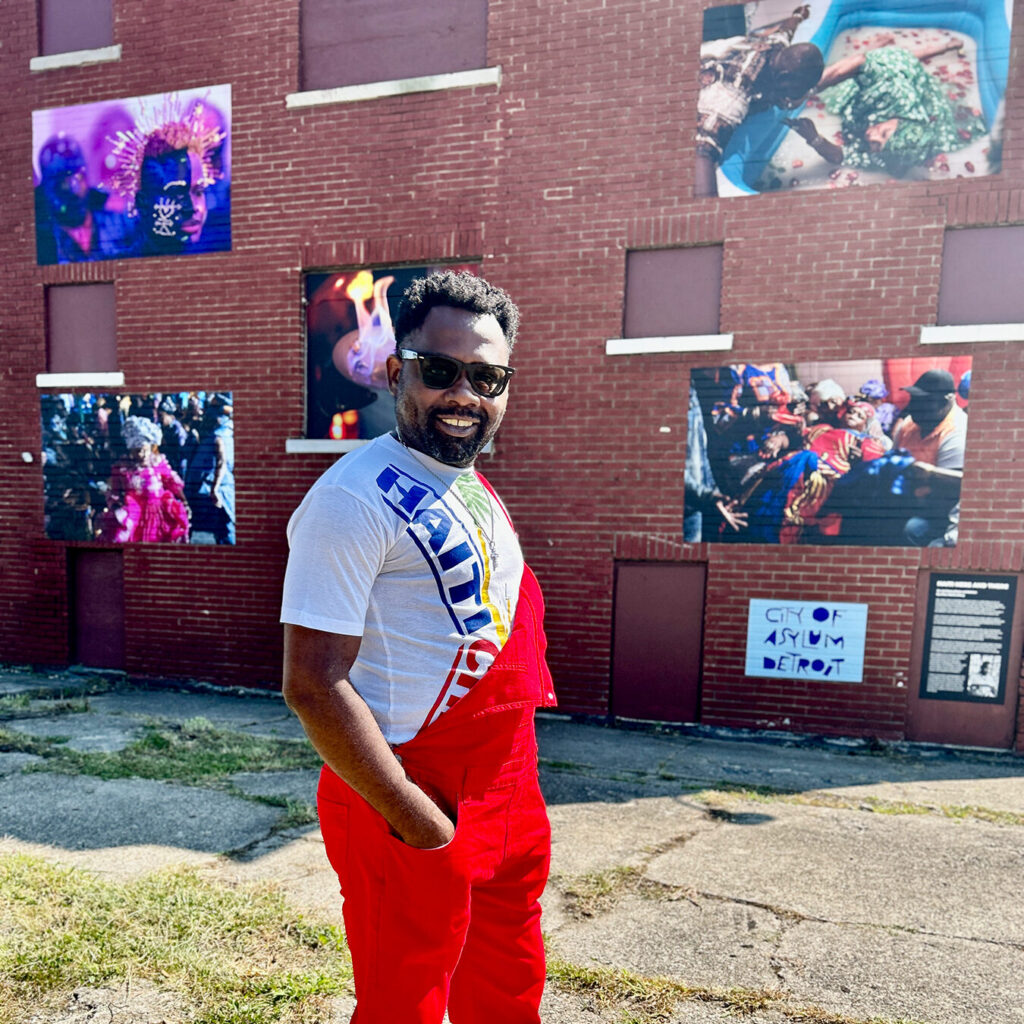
left=782, top=116, right=819, bottom=143
left=715, top=497, right=748, bottom=532
left=395, top=781, right=456, bottom=848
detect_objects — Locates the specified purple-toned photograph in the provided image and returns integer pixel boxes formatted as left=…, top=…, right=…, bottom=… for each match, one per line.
left=32, top=84, right=231, bottom=265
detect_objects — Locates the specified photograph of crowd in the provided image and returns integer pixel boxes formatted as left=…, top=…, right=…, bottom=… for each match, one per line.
left=305, top=263, right=479, bottom=441
left=32, top=84, right=231, bottom=265
left=41, top=391, right=235, bottom=545
left=686, top=356, right=971, bottom=546
left=696, top=0, right=1011, bottom=197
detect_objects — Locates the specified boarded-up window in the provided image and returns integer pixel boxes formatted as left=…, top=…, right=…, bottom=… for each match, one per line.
left=46, top=284, right=117, bottom=373
left=39, top=0, right=113, bottom=55
left=300, top=0, right=488, bottom=91
left=938, top=227, right=1024, bottom=325
left=624, top=246, right=723, bottom=338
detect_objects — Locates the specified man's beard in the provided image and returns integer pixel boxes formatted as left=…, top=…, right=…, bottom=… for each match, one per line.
left=396, top=406, right=494, bottom=468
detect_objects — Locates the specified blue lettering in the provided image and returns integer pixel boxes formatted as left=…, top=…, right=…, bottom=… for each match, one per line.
left=448, top=559, right=482, bottom=605
left=377, top=467, right=432, bottom=519
left=439, top=540, right=474, bottom=571
left=413, top=506, right=452, bottom=554
left=808, top=630, right=821, bottom=646
left=763, top=656, right=777, bottom=670
left=828, top=633, right=844, bottom=648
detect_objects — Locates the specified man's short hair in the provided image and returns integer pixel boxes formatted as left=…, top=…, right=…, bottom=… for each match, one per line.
left=394, top=270, right=520, bottom=350
left=771, top=42, right=824, bottom=98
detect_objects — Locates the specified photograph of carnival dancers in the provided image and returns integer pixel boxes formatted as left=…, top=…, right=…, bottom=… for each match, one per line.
left=697, top=0, right=1011, bottom=197
left=32, top=85, right=231, bottom=264
left=41, top=391, right=235, bottom=545
left=305, top=263, right=480, bottom=442
left=686, top=357, right=971, bottom=546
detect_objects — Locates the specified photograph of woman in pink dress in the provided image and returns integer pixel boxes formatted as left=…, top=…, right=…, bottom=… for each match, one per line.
left=96, top=415, right=190, bottom=543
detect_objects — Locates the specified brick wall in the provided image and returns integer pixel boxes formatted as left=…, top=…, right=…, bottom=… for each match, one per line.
left=3, top=0, right=1023, bottom=752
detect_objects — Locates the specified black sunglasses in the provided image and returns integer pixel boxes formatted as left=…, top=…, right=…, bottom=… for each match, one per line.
left=399, top=349, right=515, bottom=397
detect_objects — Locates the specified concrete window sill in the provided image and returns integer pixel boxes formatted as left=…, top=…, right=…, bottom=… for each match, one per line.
left=285, top=66, right=501, bottom=109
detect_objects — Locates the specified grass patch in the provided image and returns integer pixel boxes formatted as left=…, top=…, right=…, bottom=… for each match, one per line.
left=0, top=727, right=55, bottom=757
left=0, top=694, right=32, bottom=715
left=558, top=866, right=643, bottom=919
left=0, top=853, right=350, bottom=1024
left=25, top=716, right=322, bottom=786
left=546, top=955, right=927, bottom=1024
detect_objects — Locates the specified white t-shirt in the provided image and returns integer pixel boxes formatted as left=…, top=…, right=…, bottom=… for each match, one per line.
left=280, top=433, right=524, bottom=744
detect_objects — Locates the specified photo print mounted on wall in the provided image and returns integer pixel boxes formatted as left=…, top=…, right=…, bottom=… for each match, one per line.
left=32, top=84, right=231, bottom=264
left=41, top=391, right=235, bottom=545
left=696, top=0, right=1011, bottom=197
left=685, top=356, right=971, bottom=546
left=305, top=263, right=480, bottom=442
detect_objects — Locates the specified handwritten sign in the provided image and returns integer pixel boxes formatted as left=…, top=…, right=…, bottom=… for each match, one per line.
left=745, top=600, right=868, bottom=683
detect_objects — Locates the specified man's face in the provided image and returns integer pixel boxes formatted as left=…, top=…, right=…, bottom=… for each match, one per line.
left=137, top=149, right=208, bottom=249
left=387, top=306, right=511, bottom=468
left=907, top=391, right=954, bottom=429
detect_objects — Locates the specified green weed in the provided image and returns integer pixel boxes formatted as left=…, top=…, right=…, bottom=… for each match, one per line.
left=0, top=853, right=350, bottom=1024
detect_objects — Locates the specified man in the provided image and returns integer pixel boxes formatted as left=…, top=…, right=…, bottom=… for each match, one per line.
left=184, top=393, right=235, bottom=544
left=157, top=397, right=189, bottom=478
left=34, top=133, right=127, bottom=264
left=695, top=5, right=824, bottom=197
left=280, top=271, right=556, bottom=1023
left=892, top=369, right=967, bottom=545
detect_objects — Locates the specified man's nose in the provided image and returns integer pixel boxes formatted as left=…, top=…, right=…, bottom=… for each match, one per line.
left=445, top=371, right=480, bottom=404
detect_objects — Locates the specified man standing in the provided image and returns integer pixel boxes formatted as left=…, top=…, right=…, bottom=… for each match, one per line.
left=893, top=368, right=967, bottom=545
left=280, top=271, right=556, bottom=1023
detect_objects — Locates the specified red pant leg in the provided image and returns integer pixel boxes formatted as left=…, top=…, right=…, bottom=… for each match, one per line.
left=447, top=771, right=551, bottom=1024
left=317, top=767, right=473, bottom=1024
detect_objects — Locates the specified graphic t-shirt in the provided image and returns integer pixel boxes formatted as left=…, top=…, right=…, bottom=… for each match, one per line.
left=280, top=433, right=524, bottom=744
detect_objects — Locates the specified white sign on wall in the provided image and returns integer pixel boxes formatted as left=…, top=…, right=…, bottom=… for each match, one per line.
left=745, top=599, right=868, bottom=682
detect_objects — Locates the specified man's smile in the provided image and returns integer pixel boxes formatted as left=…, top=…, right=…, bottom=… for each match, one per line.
left=435, top=412, right=483, bottom=436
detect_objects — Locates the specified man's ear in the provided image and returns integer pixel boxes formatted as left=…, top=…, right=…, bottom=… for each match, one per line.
left=385, top=352, right=402, bottom=395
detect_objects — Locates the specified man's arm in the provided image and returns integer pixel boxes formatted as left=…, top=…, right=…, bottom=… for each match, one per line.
left=282, top=623, right=456, bottom=849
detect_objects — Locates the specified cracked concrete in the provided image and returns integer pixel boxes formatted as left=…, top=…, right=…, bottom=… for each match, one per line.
left=1, top=669, right=1022, bottom=1023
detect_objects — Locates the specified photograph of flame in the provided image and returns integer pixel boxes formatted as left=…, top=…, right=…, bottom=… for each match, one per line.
left=304, top=263, right=479, bottom=441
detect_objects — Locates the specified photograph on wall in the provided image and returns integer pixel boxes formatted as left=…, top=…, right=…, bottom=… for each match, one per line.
left=32, top=84, right=231, bottom=264
left=919, top=574, right=1016, bottom=703
left=685, top=355, right=971, bottom=546
left=41, top=391, right=235, bottom=545
left=305, top=262, right=480, bottom=441
left=696, top=1, right=1012, bottom=197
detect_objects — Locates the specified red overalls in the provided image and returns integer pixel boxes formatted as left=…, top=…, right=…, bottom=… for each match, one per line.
left=317, top=565, right=557, bottom=1023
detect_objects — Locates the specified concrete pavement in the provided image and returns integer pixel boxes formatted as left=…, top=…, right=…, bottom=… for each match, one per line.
left=1, top=664, right=1022, bottom=1023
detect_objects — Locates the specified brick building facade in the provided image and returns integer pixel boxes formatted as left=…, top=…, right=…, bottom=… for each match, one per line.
left=4, top=0, right=1024, bottom=752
